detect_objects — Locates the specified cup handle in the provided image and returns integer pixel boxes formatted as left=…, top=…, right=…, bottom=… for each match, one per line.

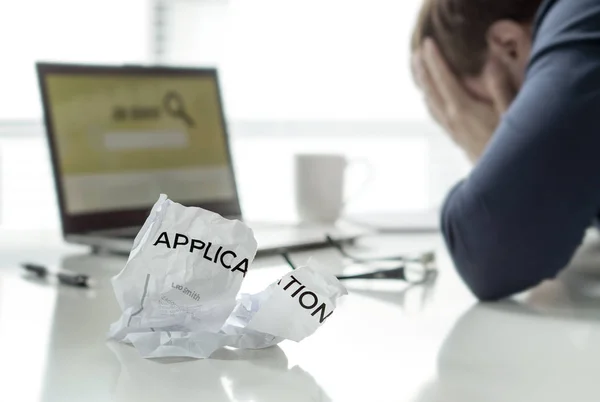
left=343, top=158, right=374, bottom=209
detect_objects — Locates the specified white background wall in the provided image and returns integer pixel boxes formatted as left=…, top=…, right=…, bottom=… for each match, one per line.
left=162, top=0, right=430, bottom=121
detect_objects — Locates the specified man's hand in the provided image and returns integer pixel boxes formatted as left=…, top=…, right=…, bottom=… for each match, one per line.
left=412, top=39, right=516, bottom=163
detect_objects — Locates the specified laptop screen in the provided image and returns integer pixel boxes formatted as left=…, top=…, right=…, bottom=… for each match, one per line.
left=38, top=64, right=241, bottom=233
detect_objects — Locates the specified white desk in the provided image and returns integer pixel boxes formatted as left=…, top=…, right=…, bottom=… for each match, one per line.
left=1, top=230, right=600, bottom=402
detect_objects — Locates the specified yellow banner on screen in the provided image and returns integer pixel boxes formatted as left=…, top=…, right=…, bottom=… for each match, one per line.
left=45, top=74, right=230, bottom=175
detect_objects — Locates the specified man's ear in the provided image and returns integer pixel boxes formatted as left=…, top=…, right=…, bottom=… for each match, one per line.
left=486, top=20, right=532, bottom=88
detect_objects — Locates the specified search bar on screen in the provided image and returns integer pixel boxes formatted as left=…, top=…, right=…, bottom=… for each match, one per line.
left=104, top=131, right=189, bottom=150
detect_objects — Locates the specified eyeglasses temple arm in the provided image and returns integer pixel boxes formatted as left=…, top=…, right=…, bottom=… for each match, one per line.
left=336, top=267, right=407, bottom=281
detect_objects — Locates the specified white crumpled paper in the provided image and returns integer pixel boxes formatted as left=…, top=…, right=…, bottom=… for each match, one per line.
left=108, top=194, right=347, bottom=358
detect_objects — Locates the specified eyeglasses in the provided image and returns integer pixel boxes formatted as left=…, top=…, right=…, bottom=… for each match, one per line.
left=282, top=235, right=437, bottom=285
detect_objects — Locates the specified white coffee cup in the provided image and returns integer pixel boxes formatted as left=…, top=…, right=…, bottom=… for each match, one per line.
left=295, top=153, right=371, bottom=223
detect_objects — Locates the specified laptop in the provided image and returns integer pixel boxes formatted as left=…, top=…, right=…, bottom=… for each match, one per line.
left=36, top=63, right=365, bottom=256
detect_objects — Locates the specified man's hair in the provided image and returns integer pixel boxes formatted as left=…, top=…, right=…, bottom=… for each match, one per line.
left=411, top=0, right=543, bottom=77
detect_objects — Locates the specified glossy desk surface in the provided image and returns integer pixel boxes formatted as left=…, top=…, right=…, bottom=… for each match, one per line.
left=1, top=230, right=600, bottom=402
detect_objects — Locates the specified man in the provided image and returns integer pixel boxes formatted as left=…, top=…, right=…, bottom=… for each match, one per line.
left=411, top=0, right=600, bottom=300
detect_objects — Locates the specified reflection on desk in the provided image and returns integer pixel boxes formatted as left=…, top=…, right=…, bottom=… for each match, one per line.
left=418, top=287, right=600, bottom=402
left=109, top=343, right=330, bottom=402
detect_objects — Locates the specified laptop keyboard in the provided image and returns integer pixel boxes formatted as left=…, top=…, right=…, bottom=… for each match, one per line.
left=102, top=227, right=140, bottom=239
left=112, top=232, right=137, bottom=239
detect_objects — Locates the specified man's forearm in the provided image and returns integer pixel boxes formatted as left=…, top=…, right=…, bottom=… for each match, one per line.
left=440, top=180, right=564, bottom=300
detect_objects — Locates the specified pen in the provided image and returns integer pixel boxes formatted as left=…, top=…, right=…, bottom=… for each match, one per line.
left=21, top=263, right=91, bottom=288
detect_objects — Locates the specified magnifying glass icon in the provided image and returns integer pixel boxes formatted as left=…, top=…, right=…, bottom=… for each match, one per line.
left=163, top=91, right=195, bottom=127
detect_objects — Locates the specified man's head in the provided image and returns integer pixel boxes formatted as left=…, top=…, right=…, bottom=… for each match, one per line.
left=412, top=0, right=543, bottom=100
